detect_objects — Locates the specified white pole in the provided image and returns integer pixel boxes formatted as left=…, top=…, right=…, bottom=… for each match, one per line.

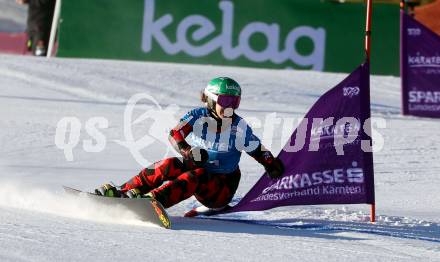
left=47, top=0, right=62, bottom=58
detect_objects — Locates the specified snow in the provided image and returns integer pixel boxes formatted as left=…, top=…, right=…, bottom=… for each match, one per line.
left=1, top=53, right=440, bottom=261
left=0, top=0, right=27, bottom=32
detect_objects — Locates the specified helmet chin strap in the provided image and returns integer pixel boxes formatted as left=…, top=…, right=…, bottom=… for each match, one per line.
left=203, top=90, right=219, bottom=120
left=208, top=102, right=222, bottom=121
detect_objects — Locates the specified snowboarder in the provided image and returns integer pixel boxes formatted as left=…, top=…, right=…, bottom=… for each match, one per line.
left=95, top=77, right=284, bottom=214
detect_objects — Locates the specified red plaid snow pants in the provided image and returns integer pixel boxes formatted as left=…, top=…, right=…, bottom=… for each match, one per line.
left=120, top=157, right=241, bottom=208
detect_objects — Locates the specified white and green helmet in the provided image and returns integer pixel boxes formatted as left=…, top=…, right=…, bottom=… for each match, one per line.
left=204, top=77, right=241, bottom=110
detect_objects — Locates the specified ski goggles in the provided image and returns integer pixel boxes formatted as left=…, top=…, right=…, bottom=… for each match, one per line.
left=205, top=91, right=241, bottom=109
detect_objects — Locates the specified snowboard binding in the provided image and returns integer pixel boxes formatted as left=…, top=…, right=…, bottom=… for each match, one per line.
left=94, top=183, right=124, bottom=197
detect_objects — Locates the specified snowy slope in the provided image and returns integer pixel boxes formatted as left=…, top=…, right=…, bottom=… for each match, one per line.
left=0, top=0, right=27, bottom=32
left=1, top=54, right=440, bottom=261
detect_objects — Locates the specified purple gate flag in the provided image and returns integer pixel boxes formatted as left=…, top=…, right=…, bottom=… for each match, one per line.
left=226, top=63, right=375, bottom=213
left=401, top=11, right=440, bottom=118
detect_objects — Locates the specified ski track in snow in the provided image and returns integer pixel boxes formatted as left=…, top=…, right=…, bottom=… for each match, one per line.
left=201, top=215, right=440, bottom=244
left=1, top=54, right=440, bottom=261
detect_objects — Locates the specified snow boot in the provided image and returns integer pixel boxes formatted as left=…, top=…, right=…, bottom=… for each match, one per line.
left=125, top=188, right=143, bottom=198
left=125, top=188, right=156, bottom=199
left=184, top=205, right=230, bottom=217
left=94, top=183, right=123, bottom=197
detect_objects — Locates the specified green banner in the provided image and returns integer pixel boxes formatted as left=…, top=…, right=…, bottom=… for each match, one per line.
left=57, top=0, right=399, bottom=75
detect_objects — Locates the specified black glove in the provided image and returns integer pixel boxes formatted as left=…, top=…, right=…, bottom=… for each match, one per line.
left=190, top=147, right=209, bottom=165
left=182, top=147, right=209, bottom=167
left=265, top=158, right=284, bottom=179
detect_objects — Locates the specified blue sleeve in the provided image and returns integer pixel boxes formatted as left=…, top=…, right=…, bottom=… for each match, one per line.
left=180, top=107, right=208, bottom=127
left=242, top=122, right=262, bottom=154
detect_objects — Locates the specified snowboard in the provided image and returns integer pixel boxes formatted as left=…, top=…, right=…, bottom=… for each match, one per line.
left=63, top=186, right=171, bottom=229
left=184, top=205, right=232, bottom=217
